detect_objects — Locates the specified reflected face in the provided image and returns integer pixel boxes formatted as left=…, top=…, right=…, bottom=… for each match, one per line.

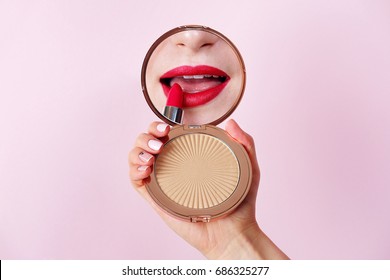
left=143, top=27, right=245, bottom=125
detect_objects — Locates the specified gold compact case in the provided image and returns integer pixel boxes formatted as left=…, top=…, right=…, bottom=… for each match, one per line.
left=141, top=25, right=252, bottom=222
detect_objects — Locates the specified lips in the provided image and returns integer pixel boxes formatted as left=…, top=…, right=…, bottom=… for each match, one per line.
left=160, top=65, right=230, bottom=107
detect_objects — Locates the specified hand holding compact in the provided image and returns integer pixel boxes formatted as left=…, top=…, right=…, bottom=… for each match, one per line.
left=129, top=120, right=288, bottom=259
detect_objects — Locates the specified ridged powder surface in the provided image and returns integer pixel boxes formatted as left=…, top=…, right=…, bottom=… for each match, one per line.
left=155, top=133, right=239, bottom=209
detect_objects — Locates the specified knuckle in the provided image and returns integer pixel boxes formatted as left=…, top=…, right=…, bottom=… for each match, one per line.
left=135, top=133, right=151, bottom=145
left=245, top=134, right=255, bottom=151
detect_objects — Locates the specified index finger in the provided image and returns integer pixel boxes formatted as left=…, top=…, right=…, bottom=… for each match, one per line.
left=148, top=121, right=170, bottom=138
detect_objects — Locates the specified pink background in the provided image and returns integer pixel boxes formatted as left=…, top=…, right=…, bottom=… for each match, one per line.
left=1, top=0, right=389, bottom=259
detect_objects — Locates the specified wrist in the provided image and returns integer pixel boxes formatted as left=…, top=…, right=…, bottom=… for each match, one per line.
left=203, top=223, right=262, bottom=260
left=203, top=223, right=289, bottom=260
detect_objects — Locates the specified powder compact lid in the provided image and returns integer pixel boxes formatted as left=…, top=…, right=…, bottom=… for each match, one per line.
left=141, top=25, right=251, bottom=222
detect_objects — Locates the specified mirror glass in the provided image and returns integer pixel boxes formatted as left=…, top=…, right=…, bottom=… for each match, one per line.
left=141, top=25, right=246, bottom=125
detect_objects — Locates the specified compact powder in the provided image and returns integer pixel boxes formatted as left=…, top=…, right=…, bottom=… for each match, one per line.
left=155, top=133, right=240, bottom=209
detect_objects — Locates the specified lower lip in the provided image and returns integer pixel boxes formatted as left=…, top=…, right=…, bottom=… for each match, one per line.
left=162, top=80, right=229, bottom=108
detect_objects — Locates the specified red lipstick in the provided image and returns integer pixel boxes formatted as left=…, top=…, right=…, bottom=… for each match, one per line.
left=164, top=83, right=184, bottom=124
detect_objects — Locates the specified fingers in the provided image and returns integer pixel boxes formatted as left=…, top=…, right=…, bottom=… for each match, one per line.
left=135, top=122, right=170, bottom=153
left=134, top=133, right=164, bottom=155
left=148, top=121, right=170, bottom=138
left=128, top=148, right=153, bottom=187
left=129, top=121, right=170, bottom=187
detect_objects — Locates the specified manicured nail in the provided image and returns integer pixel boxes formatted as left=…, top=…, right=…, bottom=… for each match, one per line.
left=157, top=123, right=169, bottom=132
left=148, top=139, right=163, bottom=151
left=139, top=151, right=153, bottom=162
left=138, top=165, right=149, bottom=172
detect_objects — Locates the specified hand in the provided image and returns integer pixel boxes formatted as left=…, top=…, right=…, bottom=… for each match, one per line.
left=128, top=119, right=289, bottom=259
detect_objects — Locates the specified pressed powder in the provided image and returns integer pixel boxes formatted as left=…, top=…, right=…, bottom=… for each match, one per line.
left=141, top=25, right=251, bottom=222
left=155, top=133, right=239, bottom=209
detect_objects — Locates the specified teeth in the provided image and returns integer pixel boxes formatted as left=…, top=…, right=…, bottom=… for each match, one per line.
left=182, top=75, right=220, bottom=80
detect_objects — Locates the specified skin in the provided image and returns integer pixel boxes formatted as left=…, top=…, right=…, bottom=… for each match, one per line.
left=128, top=119, right=289, bottom=259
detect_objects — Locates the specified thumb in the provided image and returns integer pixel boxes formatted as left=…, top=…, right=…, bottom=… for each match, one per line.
left=225, top=119, right=260, bottom=189
left=225, top=119, right=257, bottom=161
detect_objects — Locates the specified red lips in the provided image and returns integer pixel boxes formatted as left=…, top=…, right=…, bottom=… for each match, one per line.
left=160, top=65, right=230, bottom=107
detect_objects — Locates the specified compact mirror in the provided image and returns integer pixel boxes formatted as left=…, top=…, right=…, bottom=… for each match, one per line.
left=141, top=25, right=246, bottom=125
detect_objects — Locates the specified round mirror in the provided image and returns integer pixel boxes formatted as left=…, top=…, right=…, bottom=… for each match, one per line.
left=141, top=25, right=246, bottom=125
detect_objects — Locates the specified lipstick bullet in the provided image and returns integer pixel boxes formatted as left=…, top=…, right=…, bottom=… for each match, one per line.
left=164, top=83, right=183, bottom=124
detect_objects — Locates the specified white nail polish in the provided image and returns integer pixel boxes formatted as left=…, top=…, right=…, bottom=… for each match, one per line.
left=148, top=139, right=163, bottom=151
left=139, top=151, right=153, bottom=162
left=157, top=123, right=169, bottom=132
left=138, top=165, right=149, bottom=172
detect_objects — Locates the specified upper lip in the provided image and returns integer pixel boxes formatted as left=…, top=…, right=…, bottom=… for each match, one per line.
left=160, top=65, right=228, bottom=80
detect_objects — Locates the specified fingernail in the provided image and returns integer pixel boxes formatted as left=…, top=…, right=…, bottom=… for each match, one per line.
left=139, top=151, right=153, bottom=162
left=148, top=139, right=163, bottom=151
left=157, top=123, right=169, bottom=132
left=138, top=165, right=149, bottom=172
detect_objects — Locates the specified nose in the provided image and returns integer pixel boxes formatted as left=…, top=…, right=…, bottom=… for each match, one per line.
left=172, top=30, right=219, bottom=52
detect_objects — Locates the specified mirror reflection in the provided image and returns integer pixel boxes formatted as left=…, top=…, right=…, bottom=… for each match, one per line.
left=142, top=26, right=245, bottom=125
